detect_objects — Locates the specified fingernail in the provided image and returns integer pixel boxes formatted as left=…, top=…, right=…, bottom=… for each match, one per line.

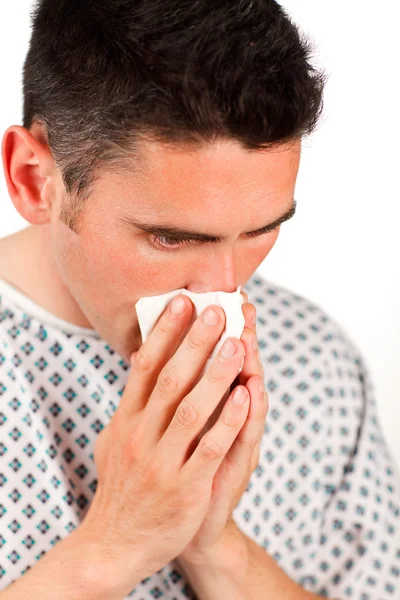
left=232, top=387, right=247, bottom=405
left=259, top=379, right=264, bottom=394
left=171, top=296, right=186, bottom=315
left=203, top=308, right=219, bottom=326
left=221, top=339, right=238, bottom=358
left=252, top=335, right=258, bottom=352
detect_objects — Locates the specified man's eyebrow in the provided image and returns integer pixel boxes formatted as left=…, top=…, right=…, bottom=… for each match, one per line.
left=120, top=198, right=297, bottom=243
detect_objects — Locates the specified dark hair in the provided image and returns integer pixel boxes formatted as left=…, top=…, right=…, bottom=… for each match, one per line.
left=22, top=0, right=328, bottom=232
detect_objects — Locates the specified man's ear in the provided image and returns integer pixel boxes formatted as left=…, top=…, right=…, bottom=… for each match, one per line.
left=1, top=122, right=57, bottom=225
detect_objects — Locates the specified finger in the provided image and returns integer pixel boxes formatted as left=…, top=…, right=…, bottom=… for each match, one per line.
left=240, top=290, right=249, bottom=305
left=238, top=326, right=263, bottom=383
left=227, top=375, right=266, bottom=470
left=225, top=375, right=267, bottom=507
left=158, top=336, right=246, bottom=470
left=182, top=382, right=250, bottom=481
left=240, top=375, right=267, bottom=446
left=140, top=304, right=227, bottom=442
left=118, top=294, right=194, bottom=418
left=240, top=293, right=254, bottom=332
left=220, top=374, right=266, bottom=507
left=242, top=302, right=254, bottom=330
left=228, top=302, right=257, bottom=393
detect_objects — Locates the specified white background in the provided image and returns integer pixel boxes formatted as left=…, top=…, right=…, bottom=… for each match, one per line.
left=1, top=1, right=399, bottom=469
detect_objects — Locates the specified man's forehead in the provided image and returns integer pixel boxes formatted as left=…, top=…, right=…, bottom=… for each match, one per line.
left=123, top=136, right=301, bottom=181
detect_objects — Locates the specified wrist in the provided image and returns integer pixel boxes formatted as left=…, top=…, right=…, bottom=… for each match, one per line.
left=179, top=521, right=250, bottom=580
left=70, top=525, right=145, bottom=600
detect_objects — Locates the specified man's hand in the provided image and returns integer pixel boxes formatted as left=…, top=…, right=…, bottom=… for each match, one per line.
left=77, top=290, right=256, bottom=599
left=177, top=290, right=268, bottom=565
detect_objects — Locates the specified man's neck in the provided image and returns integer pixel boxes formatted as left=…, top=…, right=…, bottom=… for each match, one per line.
left=0, top=224, right=94, bottom=330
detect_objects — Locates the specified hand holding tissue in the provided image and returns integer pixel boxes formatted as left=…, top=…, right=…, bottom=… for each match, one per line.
left=135, top=286, right=246, bottom=377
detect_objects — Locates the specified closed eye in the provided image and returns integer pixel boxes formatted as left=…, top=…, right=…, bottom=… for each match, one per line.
left=150, top=226, right=279, bottom=252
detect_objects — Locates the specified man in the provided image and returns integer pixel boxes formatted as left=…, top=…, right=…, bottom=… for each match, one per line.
left=0, top=1, right=399, bottom=598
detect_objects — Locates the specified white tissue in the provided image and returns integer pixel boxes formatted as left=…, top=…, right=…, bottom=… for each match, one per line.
left=135, top=286, right=246, bottom=378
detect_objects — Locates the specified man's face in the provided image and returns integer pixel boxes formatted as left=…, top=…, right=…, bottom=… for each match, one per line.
left=51, top=138, right=301, bottom=361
